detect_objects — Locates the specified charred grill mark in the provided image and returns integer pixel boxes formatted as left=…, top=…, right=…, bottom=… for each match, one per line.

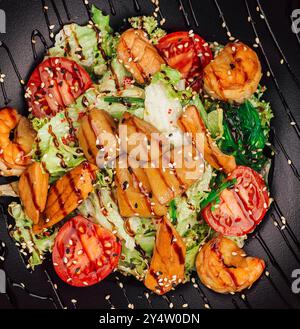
left=52, top=182, right=67, bottom=218
left=165, top=224, right=185, bottom=265
left=130, top=169, right=155, bottom=214
left=24, top=171, right=41, bottom=212
left=121, top=37, right=147, bottom=81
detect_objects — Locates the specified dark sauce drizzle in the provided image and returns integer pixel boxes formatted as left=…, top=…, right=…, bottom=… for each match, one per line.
left=213, top=0, right=231, bottom=37
left=108, top=0, right=116, bottom=16
left=244, top=0, right=300, bottom=139
left=31, top=29, right=49, bottom=59
left=271, top=213, right=300, bottom=264
left=50, top=0, right=64, bottom=25
left=0, top=41, right=25, bottom=87
left=62, top=0, right=71, bottom=20
left=192, top=276, right=212, bottom=309
left=0, top=67, right=11, bottom=105
left=188, top=0, right=199, bottom=27
left=0, top=208, right=59, bottom=309
left=231, top=298, right=240, bottom=309
left=256, top=0, right=300, bottom=90
left=44, top=269, right=65, bottom=309
left=255, top=232, right=293, bottom=288
left=178, top=0, right=191, bottom=27
left=271, top=127, right=300, bottom=182
left=272, top=200, right=300, bottom=250
left=143, top=290, right=153, bottom=308
left=133, top=0, right=141, bottom=12
left=239, top=293, right=252, bottom=309
left=264, top=271, right=293, bottom=309
left=114, top=275, right=132, bottom=306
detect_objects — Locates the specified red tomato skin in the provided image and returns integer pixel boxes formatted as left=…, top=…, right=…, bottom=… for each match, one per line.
left=202, top=166, right=269, bottom=236
left=27, top=57, right=92, bottom=118
left=52, top=215, right=121, bottom=287
left=156, top=32, right=212, bottom=89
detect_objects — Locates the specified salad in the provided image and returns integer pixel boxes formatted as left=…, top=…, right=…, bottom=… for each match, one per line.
left=0, top=5, right=273, bottom=296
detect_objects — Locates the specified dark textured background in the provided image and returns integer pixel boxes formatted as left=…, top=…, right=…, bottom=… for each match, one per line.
left=0, top=0, right=300, bottom=309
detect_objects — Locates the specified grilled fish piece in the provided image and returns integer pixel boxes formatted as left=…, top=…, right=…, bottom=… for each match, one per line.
left=115, top=155, right=167, bottom=217
left=144, top=216, right=186, bottom=295
left=144, top=145, right=204, bottom=205
left=178, top=105, right=236, bottom=173
left=34, top=162, right=97, bottom=232
left=18, top=162, right=49, bottom=224
left=120, top=111, right=169, bottom=161
left=77, top=109, right=118, bottom=167
left=116, top=112, right=204, bottom=215
left=117, top=29, right=165, bottom=84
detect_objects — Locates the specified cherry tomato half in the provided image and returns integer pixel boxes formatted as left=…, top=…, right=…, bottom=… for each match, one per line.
left=52, top=215, right=121, bottom=287
left=26, top=57, right=92, bottom=118
left=156, top=31, right=212, bottom=90
left=202, top=166, right=269, bottom=236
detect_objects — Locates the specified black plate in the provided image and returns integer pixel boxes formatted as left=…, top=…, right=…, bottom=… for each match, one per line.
left=0, top=0, right=300, bottom=309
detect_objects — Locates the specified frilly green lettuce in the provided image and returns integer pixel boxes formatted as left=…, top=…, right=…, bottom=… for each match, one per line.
left=78, top=185, right=135, bottom=250
left=8, top=202, right=57, bottom=269
left=171, top=164, right=213, bottom=278
left=68, top=84, right=145, bottom=119
left=32, top=107, right=85, bottom=181
left=128, top=16, right=166, bottom=44
left=48, top=5, right=117, bottom=77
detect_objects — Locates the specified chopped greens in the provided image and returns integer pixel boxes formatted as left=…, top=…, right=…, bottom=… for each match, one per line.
left=220, top=99, right=272, bottom=171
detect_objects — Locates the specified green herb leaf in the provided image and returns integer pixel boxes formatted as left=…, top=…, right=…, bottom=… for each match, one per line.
left=200, top=178, right=237, bottom=209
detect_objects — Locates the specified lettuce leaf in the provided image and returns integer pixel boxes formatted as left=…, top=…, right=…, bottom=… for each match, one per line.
left=8, top=202, right=57, bottom=269
left=117, top=241, right=149, bottom=280
left=68, top=85, right=144, bottom=120
left=78, top=185, right=135, bottom=250
left=32, top=107, right=85, bottom=181
left=48, top=6, right=116, bottom=77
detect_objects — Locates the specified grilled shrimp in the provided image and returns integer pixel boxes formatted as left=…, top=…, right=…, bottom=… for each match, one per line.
left=196, top=235, right=265, bottom=294
left=203, top=42, right=262, bottom=103
left=0, top=108, right=36, bottom=176
left=117, top=28, right=165, bottom=84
